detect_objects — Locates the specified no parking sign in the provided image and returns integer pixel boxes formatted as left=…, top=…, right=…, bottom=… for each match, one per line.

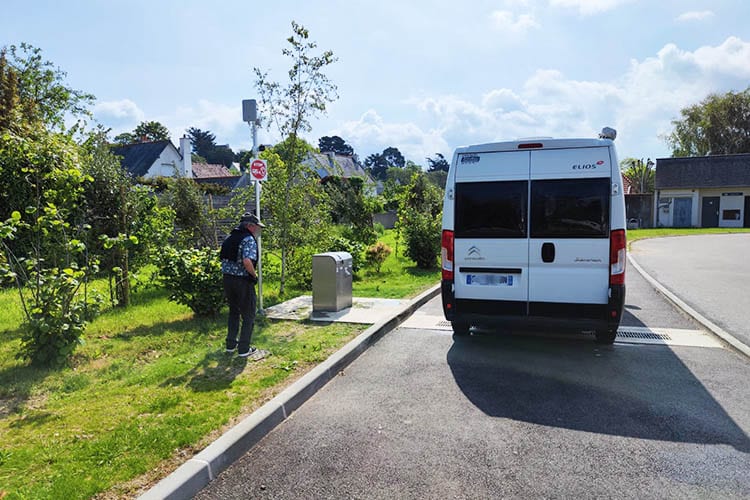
left=249, top=159, right=267, bottom=181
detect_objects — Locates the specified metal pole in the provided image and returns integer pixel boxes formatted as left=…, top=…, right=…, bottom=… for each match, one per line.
left=252, top=119, right=264, bottom=313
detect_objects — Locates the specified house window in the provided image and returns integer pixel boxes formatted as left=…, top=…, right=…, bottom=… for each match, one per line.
left=722, top=209, right=741, bottom=221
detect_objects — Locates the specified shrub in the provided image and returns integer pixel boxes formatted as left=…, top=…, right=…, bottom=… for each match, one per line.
left=1, top=210, right=101, bottom=367
left=328, top=234, right=365, bottom=273
left=17, top=265, right=101, bottom=366
left=403, top=212, right=441, bottom=269
left=155, top=246, right=224, bottom=316
left=365, top=242, right=391, bottom=273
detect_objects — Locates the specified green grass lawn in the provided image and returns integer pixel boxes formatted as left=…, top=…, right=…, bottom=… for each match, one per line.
left=628, top=226, right=750, bottom=244
left=0, top=230, right=439, bottom=499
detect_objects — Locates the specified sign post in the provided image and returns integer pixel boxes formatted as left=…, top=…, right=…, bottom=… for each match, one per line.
left=243, top=99, right=265, bottom=313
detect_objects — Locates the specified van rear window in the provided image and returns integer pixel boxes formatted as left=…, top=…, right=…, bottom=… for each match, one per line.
left=530, top=178, right=610, bottom=238
left=455, top=181, right=527, bottom=238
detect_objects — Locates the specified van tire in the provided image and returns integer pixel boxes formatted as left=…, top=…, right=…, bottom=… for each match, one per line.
left=452, top=321, right=471, bottom=336
left=595, top=329, right=617, bottom=344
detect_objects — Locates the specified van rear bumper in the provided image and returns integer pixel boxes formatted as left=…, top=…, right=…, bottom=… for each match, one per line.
left=442, top=280, right=625, bottom=332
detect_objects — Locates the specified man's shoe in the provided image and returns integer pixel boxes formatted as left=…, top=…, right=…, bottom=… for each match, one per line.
left=225, top=345, right=237, bottom=354
left=238, top=347, right=257, bottom=358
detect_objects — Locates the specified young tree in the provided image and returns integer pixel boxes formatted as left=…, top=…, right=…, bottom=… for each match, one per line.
left=667, top=86, right=750, bottom=156
left=397, top=172, right=443, bottom=269
left=259, top=140, right=332, bottom=292
left=254, top=21, right=338, bottom=295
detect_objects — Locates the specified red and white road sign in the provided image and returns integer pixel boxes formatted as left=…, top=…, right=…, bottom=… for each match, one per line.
left=249, top=159, right=267, bottom=181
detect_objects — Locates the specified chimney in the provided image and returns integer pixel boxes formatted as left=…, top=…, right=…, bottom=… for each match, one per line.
left=179, top=136, right=193, bottom=177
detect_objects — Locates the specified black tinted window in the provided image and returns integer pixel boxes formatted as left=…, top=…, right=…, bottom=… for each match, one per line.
left=455, top=181, right=527, bottom=238
left=530, top=178, right=609, bottom=238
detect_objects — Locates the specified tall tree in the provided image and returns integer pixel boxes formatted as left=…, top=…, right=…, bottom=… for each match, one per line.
left=186, top=127, right=235, bottom=167
left=0, top=43, right=93, bottom=132
left=365, top=146, right=406, bottom=181
left=426, top=153, right=450, bottom=172
left=133, top=120, right=170, bottom=142
left=383, top=146, right=405, bottom=168
left=254, top=21, right=338, bottom=295
left=318, top=135, right=354, bottom=156
left=364, top=152, right=389, bottom=181
left=187, top=127, right=217, bottom=158
left=667, top=87, right=750, bottom=156
left=620, top=157, right=655, bottom=194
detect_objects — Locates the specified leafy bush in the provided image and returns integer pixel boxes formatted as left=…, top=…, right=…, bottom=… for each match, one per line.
left=402, top=211, right=441, bottom=269
left=397, top=172, right=443, bottom=270
left=1, top=210, right=101, bottom=367
left=17, top=265, right=101, bottom=366
left=155, top=246, right=224, bottom=316
left=328, top=234, right=365, bottom=273
left=365, top=242, right=392, bottom=273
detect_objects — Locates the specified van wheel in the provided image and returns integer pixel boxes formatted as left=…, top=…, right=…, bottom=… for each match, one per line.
left=452, top=321, right=471, bottom=336
left=595, top=329, right=617, bottom=344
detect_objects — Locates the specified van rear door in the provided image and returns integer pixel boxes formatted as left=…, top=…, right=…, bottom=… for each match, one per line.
left=453, top=151, right=529, bottom=309
left=527, top=147, right=612, bottom=312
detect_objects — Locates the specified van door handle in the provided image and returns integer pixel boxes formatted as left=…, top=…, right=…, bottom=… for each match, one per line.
left=541, top=242, right=555, bottom=263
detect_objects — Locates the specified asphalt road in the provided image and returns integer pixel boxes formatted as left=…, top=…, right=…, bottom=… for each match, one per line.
left=631, top=233, right=750, bottom=350
left=196, top=265, right=750, bottom=499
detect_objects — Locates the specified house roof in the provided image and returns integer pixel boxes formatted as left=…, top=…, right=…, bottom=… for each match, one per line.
left=304, top=152, right=374, bottom=185
left=193, top=162, right=234, bottom=178
left=111, top=140, right=175, bottom=178
left=655, top=154, right=750, bottom=189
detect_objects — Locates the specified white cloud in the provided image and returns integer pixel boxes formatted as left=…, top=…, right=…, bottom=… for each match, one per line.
left=490, top=10, right=539, bottom=35
left=171, top=99, right=244, bottom=141
left=93, top=99, right=144, bottom=130
left=549, top=0, right=634, bottom=16
left=676, top=10, right=715, bottom=22
left=335, top=36, right=750, bottom=163
left=333, top=109, right=449, bottom=163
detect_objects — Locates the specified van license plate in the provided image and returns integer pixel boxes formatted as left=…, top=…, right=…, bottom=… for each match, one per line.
left=466, top=274, right=513, bottom=286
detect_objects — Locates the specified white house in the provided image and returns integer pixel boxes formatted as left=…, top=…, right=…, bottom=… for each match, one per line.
left=111, top=137, right=192, bottom=179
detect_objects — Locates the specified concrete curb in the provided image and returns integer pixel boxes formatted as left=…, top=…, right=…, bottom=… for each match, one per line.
left=138, top=284, right=441, bottom=500
left=628, top=253, right=750, bottom=360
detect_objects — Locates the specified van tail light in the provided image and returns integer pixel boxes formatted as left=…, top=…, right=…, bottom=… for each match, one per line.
left=441, top=230, right=454, bottom=281
left=609, top=229, right=626, bottom=285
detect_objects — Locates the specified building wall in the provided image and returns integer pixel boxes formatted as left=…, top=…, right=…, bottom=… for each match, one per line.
left=144, top=148, right=184, bottom=178
left=700, top=188, right=747, bottom=228
left=655, top=187, right=749, bottom=227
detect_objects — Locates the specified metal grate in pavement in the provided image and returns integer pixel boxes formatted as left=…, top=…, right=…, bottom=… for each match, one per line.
left=616, top=328, right=672, bottom=341
left=399, top=314, right=723, bottom=349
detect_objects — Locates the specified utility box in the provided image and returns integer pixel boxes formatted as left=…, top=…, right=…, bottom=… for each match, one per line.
left=312, top=252, right=353, bottom=312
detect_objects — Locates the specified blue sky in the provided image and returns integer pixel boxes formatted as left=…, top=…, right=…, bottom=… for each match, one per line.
left=3, top=0, right=750, bottom=165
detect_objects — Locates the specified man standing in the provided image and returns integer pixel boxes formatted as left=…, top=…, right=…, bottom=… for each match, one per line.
left=220, top=212, right=265, bottom=357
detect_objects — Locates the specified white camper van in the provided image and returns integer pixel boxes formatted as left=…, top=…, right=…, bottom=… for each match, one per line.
left=440, top=128, right=626, bottom=344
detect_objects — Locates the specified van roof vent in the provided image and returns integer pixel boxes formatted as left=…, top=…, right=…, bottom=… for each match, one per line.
left=599, top=127, right=617, bottom=140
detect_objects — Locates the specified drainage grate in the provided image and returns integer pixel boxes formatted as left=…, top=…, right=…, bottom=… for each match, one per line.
left=437, top=320, right=452, bottom=327
left=616, top=328, right=672, bottom=341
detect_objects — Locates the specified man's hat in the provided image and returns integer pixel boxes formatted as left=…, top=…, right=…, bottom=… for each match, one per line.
left=240, top=212, right=266, bottom=227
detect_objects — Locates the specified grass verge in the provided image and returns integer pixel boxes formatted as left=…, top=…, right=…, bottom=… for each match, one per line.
left=0, top=230, right=439, bottom=499
left=628, top=227, right=750, bottom=244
